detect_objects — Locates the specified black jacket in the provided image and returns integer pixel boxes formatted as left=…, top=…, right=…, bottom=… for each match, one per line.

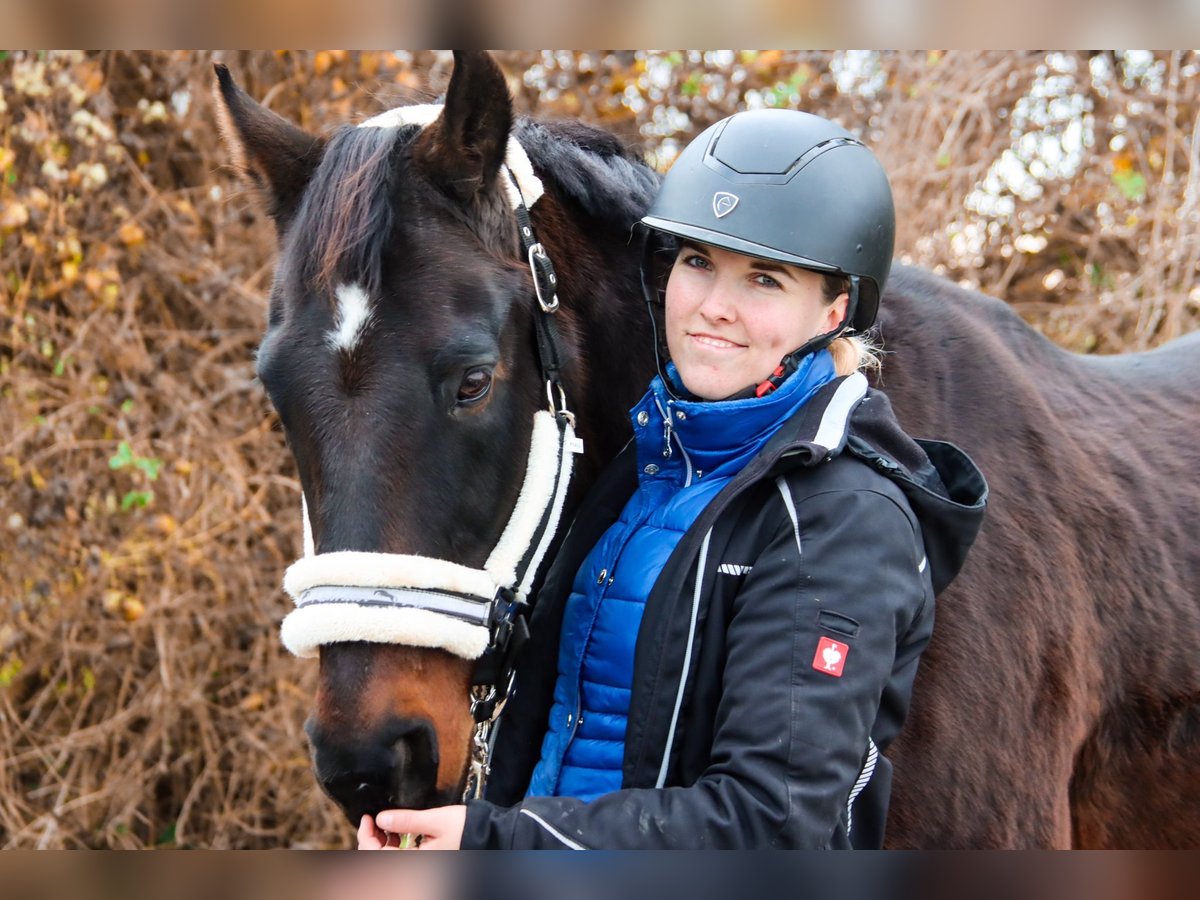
left=461, top=374, right=987, bottom=849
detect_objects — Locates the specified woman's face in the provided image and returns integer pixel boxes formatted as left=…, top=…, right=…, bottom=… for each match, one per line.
left=664, top=241, right=849, bottom=401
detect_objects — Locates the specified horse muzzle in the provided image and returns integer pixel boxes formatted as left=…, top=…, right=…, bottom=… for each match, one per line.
left=306, top=715, right=451, bottom=823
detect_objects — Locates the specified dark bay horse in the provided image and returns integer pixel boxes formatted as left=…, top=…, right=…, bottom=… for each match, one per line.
left=216, top=52, right=1200, bottom=848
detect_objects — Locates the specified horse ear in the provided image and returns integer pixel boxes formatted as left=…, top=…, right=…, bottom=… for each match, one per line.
left=213, top=63, right=326, bottom=230
left=414, top=51, right=513, bottom=202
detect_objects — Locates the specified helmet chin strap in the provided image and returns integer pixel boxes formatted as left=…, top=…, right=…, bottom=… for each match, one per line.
left=639, top=230, right=687, bottom=402
left=736, top=273, right=861, bottom=401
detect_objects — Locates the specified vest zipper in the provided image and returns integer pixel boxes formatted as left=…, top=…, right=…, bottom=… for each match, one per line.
left=653, top=397, right=694, bottom=486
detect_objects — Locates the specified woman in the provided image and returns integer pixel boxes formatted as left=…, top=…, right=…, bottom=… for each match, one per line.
left=359, top=108, right=987, bottom=849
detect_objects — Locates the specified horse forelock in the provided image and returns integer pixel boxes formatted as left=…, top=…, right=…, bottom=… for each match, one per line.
left=290, top=123, right=415, bottom=299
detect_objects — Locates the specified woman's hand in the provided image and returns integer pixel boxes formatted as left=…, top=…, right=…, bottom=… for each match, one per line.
left=357, top=806, right=467, bottom=850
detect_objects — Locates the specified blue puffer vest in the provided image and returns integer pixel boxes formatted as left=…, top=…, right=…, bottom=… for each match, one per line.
left=526, top=351, right=838, bottom=801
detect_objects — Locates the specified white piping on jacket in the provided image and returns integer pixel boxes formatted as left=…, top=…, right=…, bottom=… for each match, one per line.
left=518, top=808, right=587, bottom=849
left=656, top=527, right=712, bottom=788
left=846, top=738, right=879, bottom=836
left=812, top=371, right=867, bottom=454
left=775, top=476, right=802, bottom=559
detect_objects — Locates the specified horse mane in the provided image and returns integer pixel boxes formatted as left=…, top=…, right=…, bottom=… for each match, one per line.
left=513, top=118, right=659, bottom=233
left=287, top=113, right=658, bottom=301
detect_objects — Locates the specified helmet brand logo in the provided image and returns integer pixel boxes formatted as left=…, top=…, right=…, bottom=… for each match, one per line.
left=712, top=192, right=739, bottom=219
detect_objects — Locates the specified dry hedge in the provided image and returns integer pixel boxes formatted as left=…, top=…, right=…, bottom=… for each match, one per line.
left=0, top=50, right=1197, bottom=848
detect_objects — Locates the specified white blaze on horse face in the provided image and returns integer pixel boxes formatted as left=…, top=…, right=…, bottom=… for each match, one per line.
left=328, top=283, right=374, bottom=352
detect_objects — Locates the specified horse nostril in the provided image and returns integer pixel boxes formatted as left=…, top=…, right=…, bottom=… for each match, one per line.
left=389, top=720, right=440, bottom=809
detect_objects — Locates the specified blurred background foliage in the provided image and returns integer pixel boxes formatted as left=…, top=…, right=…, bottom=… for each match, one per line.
left=0, top=50, right=1197, bottom=848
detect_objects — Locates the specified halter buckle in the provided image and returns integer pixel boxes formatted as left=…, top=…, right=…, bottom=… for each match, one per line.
left=546, top=380, right=575, bottom=428
left=528, top=243, right=560, bottom=313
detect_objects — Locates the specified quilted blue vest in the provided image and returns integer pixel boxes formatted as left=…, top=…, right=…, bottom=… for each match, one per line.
left=526, top=351, right=837, bottom=801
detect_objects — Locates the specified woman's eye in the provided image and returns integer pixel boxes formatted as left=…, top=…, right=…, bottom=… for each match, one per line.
left=681, top=253, right=712, bottom=270
left=456, top=366, right=493, bottom=405
left=753, top=273, right=782, bottom=289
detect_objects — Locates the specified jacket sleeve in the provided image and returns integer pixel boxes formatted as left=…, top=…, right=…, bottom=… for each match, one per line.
left=461, top=484, right=931, bottom=849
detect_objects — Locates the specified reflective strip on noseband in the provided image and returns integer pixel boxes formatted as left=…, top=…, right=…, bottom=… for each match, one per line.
left=280, top=411, right=578, bottom=659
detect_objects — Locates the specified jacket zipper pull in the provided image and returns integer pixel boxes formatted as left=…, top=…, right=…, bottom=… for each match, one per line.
left=662, top=413, right=673, bottom=459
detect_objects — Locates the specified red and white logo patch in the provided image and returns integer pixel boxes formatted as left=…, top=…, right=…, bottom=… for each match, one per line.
left=813, top=636, right=849, bottom=677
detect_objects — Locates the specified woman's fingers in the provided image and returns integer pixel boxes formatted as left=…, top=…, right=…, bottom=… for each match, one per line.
left=375, top=806, right=466, bottom=850
left=357, top=814, right=386, bottom=850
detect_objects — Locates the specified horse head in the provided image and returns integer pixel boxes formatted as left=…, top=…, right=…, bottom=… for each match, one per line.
left=215, top=52, right=658, bottom=824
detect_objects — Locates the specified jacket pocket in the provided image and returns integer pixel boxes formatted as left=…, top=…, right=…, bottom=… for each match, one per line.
left=817, top=609, right=860, bottom=637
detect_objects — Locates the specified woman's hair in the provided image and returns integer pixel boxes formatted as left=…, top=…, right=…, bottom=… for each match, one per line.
left=821, top=274, right=882, bottom=377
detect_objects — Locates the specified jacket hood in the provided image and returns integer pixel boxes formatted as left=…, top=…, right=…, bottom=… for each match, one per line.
left=765, top=373, right=988, bottom=596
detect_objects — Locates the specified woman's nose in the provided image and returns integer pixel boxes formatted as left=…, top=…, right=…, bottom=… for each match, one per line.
left=697, top=280, right=737, bottom=322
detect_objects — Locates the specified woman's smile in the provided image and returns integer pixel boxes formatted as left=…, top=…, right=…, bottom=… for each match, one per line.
left=688, top=332, right=747, bottom=351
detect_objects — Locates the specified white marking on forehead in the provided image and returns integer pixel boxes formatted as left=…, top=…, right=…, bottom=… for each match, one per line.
left=328, top=283, right=374, bottom=352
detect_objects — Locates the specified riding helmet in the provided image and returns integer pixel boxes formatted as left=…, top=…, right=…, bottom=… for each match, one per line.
left=641, top=108, right=895, bottom=333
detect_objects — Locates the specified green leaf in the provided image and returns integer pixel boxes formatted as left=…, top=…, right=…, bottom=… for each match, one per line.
left=120, top=398, right=135, bottom=414
left=5, top=171, right=14, bottom=186
left=120, top=490, right=153, bottom=511
left=108, top=441, right=134, bottom=470
left=936, top=152, right=951, bottom=169
left=0, top=657, right=23, bottom=689
left=1088, top=263, right=1114, bottom=289
left=133, top=456, right=163, bottom=481
left=666, top=52, right=683, bottom=67
left=1113, top=169, right=1146, bottom=201
left=157, top=823, right=176, bottom=846
left=681, top=74, right=701, bottom=97
left=81, top=667, right=95, bottom=693
left=0, top=52, right=9, bottom=63
left=53, top=358, right=65, bottom=377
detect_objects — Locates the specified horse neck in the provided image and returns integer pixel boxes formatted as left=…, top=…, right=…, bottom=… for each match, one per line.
left=874, top=266, right=1090, bottom=441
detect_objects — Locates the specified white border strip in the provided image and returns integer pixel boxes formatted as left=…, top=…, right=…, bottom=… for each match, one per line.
left=845, top=738, right=879, bottom=837
left=518, top=808, right=587, bottom=849
left=812, top=371, right=868, bottom=454
left=775, top=477, right=803, bottom=559
left=656, top=528, right=712, bottom=788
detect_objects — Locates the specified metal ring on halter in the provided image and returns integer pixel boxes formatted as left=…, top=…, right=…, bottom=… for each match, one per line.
left=528, top=243, right=560, bottom=313
left=545, top=380, right=575, bottom=428
left=470, top=683, right=499, bottom=721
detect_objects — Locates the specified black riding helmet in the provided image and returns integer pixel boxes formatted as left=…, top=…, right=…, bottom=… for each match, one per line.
left=640, top=109, right=895, bottom=381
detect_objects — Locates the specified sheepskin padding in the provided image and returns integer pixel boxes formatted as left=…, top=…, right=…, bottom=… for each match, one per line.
left=358, top=104, right=544, bottom=209
left=281, top=603, right=490, bottom=660
left=516, top=421, right=577, bottom=600
left=484, top=411, right=563, bottom=590
left=284, top=551, right=497, bottom=601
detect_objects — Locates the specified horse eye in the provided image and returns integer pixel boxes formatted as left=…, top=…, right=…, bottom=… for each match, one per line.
left=456, top=366, right=493, bottom=405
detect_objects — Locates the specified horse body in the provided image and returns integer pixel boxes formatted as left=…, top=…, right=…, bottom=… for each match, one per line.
left=217, top=53, right=1200, bottom=846
left=873, top=266, right=1200, bottom=847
